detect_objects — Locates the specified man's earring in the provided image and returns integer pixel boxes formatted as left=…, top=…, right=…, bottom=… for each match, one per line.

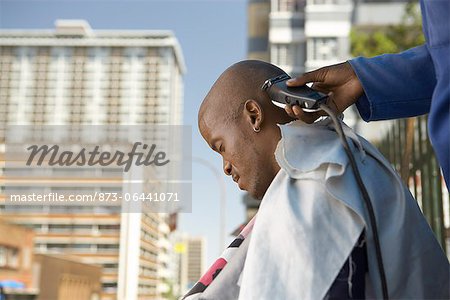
left=253, top=126, right=260, bottom=133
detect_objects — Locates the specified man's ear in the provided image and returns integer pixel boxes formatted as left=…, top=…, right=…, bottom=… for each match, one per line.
left=243, top=99, right=263, bottom=131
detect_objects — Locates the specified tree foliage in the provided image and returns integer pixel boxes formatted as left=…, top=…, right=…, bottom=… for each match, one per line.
left=350, top=2, right=425, bottom=57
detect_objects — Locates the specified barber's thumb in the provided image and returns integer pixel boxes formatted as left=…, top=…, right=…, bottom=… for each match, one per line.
left=286, top=71, right=317, bottom=87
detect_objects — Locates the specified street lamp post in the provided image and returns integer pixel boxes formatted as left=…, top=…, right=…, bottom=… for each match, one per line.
left=192, top=156, right=227, bottom=254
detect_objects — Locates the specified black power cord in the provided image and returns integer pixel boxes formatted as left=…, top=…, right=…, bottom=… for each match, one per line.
left=319, top=103, right=389, bottom=300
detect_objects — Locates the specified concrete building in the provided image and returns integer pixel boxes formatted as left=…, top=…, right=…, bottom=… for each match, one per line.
left=247, top=0, right=271, bottom=61
left=247, top=0, right=412, bottom=77
left=0, top=20, right=186, bottom=300
left=170, top=235, right=205, bottom=295
left=0, top=19, right=184, bottom=128
left=33, top=254, right=102, bottom=300
left=0, top=220, right=37, bottom=299
left=269, top=0, right=307, bottom=75
left=304, top=0, right=353, bottom=72
left=0, top=221, right=102, bottom=300
left=247, top=0, right=353, bottom=76
left=185, top=237, right=205, bottom=289
left=247, top=0, right=416, bottom=134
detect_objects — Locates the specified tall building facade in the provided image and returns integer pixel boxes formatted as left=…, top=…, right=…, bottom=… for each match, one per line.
left=247, top=0, right=271, bottom=61
left=0, top=220, right=35, bottom=295
left=269, top=0, right=307, bottom=75
left=185, top=237, right=205, bottom=288
left=0, top=20, right=184, bottom=128
left=248, top=0, right=353, bottom=76
left=0, top=20, right=186, bottom=300
left=170, top=234, right=206, bottom=295
left=304, top=0, right=353, bottom=71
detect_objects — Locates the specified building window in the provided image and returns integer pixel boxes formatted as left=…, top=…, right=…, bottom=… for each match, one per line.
left=272, top=44, right=288, bottom=66
left=8, top=248, right=18, bottom=268
left=0, top=246, right=19, bottom=269
left=103, top=263, right=119, bottom=272
left=102, top=282, right=117, bottom=293
left=309, top=0, right=338, bottom=5
left=310, top=37, right=338, bottom=61
left=0, top=247, right=6, bottom=267
left=97, top=244, right=119, bottom=252
left=275, top=0, right=305, bottom=12
left=98, top=224, right=120, bottom=233
left=271, top=43, right=303, bottom=68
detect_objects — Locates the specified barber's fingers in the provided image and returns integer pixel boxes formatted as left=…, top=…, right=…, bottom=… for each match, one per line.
left=284, top=104, right=304, bottom=119
left=286, top=68, right=327, bottom=87
left=292, top=105, right=303, bottom=118
left=289, top=105, right=321, bottom=124
left=284, top=104, right=296, bottom=118
left=311, top=82, right=329, bottom=93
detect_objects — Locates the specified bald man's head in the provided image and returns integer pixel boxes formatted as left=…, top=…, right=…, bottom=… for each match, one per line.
left=198, top=60, right=294, bottom=200
left=199, top=60, right=288, bottom=126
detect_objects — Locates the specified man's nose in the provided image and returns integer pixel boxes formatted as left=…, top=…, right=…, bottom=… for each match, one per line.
left=223, top=160, right=232, bottom=176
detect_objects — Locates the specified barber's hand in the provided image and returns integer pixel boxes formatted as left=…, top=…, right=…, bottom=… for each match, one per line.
left=285, top=62, right=364, bottom=123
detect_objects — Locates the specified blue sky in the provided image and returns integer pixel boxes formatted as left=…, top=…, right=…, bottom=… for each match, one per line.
left=0, top=0, right=248, bottom=265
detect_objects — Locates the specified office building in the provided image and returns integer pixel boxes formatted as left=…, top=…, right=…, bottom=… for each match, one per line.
left=0, top=20, right=186, bottom=299
left=248, top=0, right=353, bottom=76
left=171, top=234, right=205, bottom=295
left=185, top=237, right=205, bottom=289
left=0, top=220, right=37, bottom=298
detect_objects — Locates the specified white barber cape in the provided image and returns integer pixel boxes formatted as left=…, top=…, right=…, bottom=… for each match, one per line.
left=238, top=119, right=450, bottom=300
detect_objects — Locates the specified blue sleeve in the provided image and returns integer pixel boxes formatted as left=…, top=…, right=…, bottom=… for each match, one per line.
left=348, top=45, right=436, bottom=122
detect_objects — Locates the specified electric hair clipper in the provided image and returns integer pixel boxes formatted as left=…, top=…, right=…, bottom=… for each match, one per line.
left=261, top=74, right=328, bottom=112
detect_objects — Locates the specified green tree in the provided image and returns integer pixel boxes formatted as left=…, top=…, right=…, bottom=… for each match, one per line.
left=350, top=2, right=425, bottom=57
left=161, top=278, right=178, bottom=300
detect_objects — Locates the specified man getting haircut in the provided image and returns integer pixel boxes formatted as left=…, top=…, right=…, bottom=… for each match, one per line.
left=183, top=60, right=449, bottom=300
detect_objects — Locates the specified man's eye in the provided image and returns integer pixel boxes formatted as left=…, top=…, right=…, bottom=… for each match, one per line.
left=219, top=145, right=224, bottom=152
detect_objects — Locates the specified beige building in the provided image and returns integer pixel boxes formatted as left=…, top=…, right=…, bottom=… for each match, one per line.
left=0, top=20, right=185, bottom=300
left=247, top=0, right=353, bottom=76
left=0, top=220, right=36, bottom=298
left=185, top=237, right=205, bottom=290
left=0, top=221, right=102, bottom=300
left=169, top=234, right=206, bottom=296
left=34, top=254, right=102, bottom=300
left=247, top=0, right=271, bottom=61
left=0, top=19, right=184, bottom=127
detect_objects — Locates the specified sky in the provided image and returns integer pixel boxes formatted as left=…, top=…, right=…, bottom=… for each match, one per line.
left=0, top=0, right=248, bottom=265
